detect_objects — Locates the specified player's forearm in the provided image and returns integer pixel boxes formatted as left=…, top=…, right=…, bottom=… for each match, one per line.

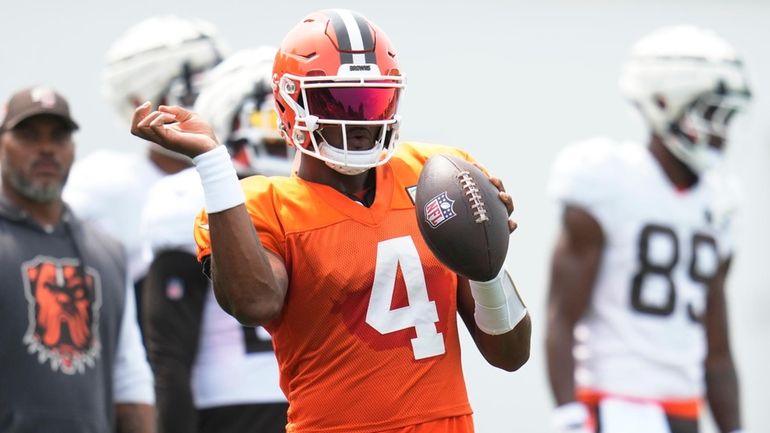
left=546, top=317, right=578, bottom=406
left=115, top=403, right=155, bottom=433
left=209, top=206, right=285, bottom=326
left=154, top=368, right=197, bottom=433
left=191, top=145, right=285, bottom=325
left=143, top=265, right=202, bottom=433
left=474, top=314, right=531, bottom=371
left=458, top=272, right=531, bottom=370
left=706, top=358, right=742, bottom=433
left=546, top=211, right=602, bottom=407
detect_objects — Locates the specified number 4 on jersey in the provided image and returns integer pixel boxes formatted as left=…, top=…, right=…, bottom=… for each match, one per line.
left=366, top=236, right=446, bottom=360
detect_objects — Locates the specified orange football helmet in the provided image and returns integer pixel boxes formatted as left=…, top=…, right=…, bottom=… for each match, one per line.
left=272, top=9, right=405, bottom=175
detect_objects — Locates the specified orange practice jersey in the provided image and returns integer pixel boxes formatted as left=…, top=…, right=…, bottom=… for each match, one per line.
left=195, top=142, right=474, bottom=433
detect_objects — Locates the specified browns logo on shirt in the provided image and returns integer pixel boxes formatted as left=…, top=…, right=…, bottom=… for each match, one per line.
left=21, top=256, right=101, bottom=375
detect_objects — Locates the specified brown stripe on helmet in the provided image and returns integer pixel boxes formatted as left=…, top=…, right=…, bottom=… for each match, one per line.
left=326, top=10, right=354, bottom=65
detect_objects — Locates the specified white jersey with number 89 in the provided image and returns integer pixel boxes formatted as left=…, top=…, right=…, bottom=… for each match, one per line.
left=548, top=137, right=739, bottom=399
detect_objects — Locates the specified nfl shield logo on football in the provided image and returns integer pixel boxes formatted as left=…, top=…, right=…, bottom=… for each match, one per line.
left=424, top=191, right=456, bottom=229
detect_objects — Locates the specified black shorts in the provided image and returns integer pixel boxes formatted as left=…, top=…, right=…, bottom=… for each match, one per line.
left=198, top=402, right=289, bottom=433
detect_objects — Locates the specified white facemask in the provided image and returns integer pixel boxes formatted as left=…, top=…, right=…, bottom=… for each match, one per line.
left=661, top=92, right=746, bottom=174
left=661, top=133, right=724, bottom=174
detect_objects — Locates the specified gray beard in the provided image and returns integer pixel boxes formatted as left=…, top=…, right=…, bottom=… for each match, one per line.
left=7, top=171, right=66, bottom=203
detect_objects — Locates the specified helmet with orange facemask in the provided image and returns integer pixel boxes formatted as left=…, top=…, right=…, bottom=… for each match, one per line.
left=272, top=9, right=405, bottom=175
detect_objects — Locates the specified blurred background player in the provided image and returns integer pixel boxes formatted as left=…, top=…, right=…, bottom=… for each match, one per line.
left=140, top=48, right=291, bottom=433
left=0, top=86, right=154, bottom=432
left=64, top=15, right=227, bottom=293
left=130, top=9, right=531, bottom=433
left=546, top=26, right=751, bottom=433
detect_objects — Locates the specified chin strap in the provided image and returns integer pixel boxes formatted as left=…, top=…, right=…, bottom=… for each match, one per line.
left=660, top=122, right=723, bottom=174
left=318, top=140, right=382, bottom=175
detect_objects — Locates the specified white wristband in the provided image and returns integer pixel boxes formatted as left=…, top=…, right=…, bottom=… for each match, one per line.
left=552, top=402, right=590, bottom=432
left=469, top=267, right=527, bottom=335
left=193, top=146, right=245, bottom=213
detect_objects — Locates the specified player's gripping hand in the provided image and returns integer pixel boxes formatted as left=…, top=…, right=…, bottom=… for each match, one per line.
left=130, top=102, right=218, bottom=158
left=473, top=162, right=517, bottom=234
left=489, top=175, right=517, bottom=234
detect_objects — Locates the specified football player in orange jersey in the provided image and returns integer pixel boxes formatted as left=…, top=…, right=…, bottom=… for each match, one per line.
left=130, top=9, right=531, bottom=433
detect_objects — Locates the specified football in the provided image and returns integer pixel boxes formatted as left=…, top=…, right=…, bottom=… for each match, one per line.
left=415, top=154, right=510, bottom=281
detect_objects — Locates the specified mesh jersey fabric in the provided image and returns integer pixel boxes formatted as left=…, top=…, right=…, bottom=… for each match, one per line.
left=195, top=142, right=475, bottom=432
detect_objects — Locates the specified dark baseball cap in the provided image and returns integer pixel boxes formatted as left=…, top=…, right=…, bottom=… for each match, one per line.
left=0, top=86, right=79, bottom=132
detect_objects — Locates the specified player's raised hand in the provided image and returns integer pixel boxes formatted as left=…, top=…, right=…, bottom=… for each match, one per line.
left=130, top=102, right=219, bottom=158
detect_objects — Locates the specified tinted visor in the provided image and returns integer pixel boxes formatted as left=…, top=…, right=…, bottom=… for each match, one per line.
left=305, top=87, right=399, bottom=121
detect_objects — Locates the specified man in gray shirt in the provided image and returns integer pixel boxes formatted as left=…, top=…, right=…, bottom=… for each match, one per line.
left=0, top=86, right=155, bottom=432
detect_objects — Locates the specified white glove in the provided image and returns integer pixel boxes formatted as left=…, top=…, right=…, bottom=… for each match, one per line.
left=552, top=402, right=592, bottom=433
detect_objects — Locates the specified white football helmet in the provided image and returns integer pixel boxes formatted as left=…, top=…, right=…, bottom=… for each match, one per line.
left=194, top=48, right=293, bottom=177
left=102, top=15, right=227, bottom=124
left=620, top=25, right=751, bottom=173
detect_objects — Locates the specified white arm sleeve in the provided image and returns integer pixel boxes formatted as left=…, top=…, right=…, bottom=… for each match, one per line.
left=113, top=276, right=155, bottom=404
